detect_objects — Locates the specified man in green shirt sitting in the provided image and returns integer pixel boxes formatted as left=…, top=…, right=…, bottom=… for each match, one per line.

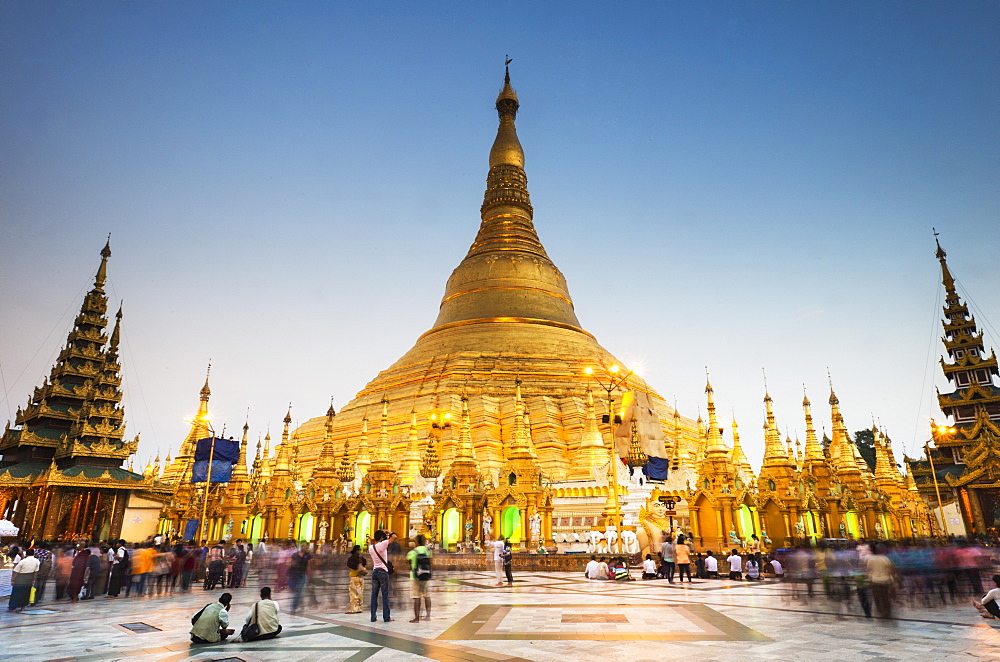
left=405, top=534, right=432, bottom=623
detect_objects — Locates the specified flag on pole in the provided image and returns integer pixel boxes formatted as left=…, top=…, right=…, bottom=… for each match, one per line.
left=190, top=436, right=240, bottom=483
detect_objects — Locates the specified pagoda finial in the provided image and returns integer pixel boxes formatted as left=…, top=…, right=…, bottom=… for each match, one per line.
left=108, top=301, right=123, bottom=356
left=490, top=59, right=523, bottom=168
left=94, top=236, right=112, bottom=291
left=705, top=373, right=727, bottom=455
left=200, top=362, right=211, bottom=400
left=933, top=228, right=958, bottom=295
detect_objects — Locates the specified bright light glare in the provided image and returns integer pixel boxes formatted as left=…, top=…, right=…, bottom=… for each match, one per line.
left=584, top=367, right=594, bottom=375
left=610, top=365, right=620, bottom=373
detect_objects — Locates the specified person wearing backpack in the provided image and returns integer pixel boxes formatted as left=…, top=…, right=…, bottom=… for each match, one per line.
left=405, top=534, right=432, bottom=623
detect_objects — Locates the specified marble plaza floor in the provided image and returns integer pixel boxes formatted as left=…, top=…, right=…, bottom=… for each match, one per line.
left=3, top=569, right=999, bottom=662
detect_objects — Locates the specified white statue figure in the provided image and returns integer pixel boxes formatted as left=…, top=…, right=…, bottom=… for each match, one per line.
left=604, top=528, right=618, bottom=553
left=529, top=512, right=542, bottom=542
left=586, top=529, right=604, bottom=554
left=318, top=520, right=328, bottom=543
left=620, top=529, right=639, bottom=553
left=483, top=512, right=493, bottom=541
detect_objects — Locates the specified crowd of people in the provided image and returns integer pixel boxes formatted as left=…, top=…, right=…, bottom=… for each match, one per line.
left=1, top=528, right=435, bottom=640
left=5, top=533, right=1000, bottom=631
left=581, top=533, right=1000, bottom=622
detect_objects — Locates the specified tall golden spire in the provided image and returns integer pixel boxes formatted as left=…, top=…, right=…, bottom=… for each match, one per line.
left=828, top=384, right=858, bottom=475
left=426, top=61, right=582, bottom=335
left=704, top=377, right=728, bottom=456
left=315, top=402, right=337, bottom=474
left=570, top=387, right=606, bottom=478
left=730, top=418, right=754, bottom=479
left=454, top=395, right=476, bottom=462
left=672, top=406, right=684, bottom=470
left=509, top=379, right=533, bottom=459
left=356, top=417, right=372, bottom=476
left=372, top=395, right=392, bottom=469
left=398, top=409, right=422, bottom=485
left=260, top=432, right=271, bottom=481
left=232, top=420, right=250, bottom=481
left=802, top=391, right=825, bottom=464
left=762, top=392, right=789, bottom=465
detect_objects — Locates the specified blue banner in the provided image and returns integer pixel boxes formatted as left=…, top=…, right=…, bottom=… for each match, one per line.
left=194, top=437, right=240, bottom=463
left=183, top=519, right=201, bottom=541
left=191, top=459, right=235, bottom=483
left=642, top=456, right=669, bottom=481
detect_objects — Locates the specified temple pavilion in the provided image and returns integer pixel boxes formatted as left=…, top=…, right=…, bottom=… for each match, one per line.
left=0, top=241, right=171, bottom=541
left=907, top=237, right=1000, bottom=538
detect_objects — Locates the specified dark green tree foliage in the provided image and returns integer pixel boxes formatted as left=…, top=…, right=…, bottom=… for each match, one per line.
left=854, top=429, right=876, bottom=471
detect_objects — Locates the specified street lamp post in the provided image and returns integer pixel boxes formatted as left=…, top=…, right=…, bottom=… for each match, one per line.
left=585, top=364, right=633, bottom=555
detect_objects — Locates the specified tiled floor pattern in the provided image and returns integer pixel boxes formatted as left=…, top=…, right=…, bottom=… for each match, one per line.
left=0, top=570, right=996, bottom=661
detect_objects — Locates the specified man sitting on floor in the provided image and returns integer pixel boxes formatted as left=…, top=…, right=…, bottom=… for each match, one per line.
left=191, top=592, right=234, bottom=644
left=241, top=586, right=282, bottom=641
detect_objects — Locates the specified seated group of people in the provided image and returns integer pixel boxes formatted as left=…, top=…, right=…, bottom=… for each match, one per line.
left=190, top=587, right=282, bottom=644
left=584, top=556, right=634, bottom=581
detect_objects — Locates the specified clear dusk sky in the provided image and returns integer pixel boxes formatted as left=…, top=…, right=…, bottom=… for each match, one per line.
left=1, top=2, right=998, bottom=471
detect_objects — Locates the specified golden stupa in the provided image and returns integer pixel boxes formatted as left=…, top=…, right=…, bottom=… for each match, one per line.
left=292, top=67, right=697, bottom=482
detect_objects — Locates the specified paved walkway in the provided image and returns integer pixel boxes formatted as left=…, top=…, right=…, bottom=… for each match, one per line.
left=3, top=570, right=999, bottom=661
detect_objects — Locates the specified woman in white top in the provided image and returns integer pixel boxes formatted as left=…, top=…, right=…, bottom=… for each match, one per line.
left=744, top=554, right=761, bottom=581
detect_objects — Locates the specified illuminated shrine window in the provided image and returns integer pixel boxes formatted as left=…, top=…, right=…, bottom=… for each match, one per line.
left=768, top=479, right=776, bottom=491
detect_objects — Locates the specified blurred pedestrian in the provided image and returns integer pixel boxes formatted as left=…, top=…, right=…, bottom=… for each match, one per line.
left=346, top=544, right=367, bottom=613
left=675, top=535, right=692, bottom=582
left=7, top=548, right=39, bottom=612
left=406, top=534, right=432, bottom=622
left=866, top=543, right=899, bottom=619
left=68, top=545, right=89, bottom=602
left=660, top=535, right=676, bottom=583
left=288, top=543, right=312, bottom=614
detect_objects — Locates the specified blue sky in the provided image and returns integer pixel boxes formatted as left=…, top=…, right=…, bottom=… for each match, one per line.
left=1, top=1, right=997, bottom=469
